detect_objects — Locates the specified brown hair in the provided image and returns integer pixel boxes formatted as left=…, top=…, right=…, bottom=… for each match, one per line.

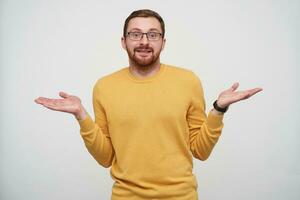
left=123, top=9, right=165, bottom=38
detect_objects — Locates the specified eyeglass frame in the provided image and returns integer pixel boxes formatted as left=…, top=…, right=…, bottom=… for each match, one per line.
left=126, top=31, right=163, bottom=41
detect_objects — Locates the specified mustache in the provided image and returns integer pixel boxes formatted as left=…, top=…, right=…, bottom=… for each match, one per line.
left=134, top=46, right=153, bottom=52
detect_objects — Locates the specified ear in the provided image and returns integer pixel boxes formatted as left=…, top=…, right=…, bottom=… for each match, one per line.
left=161, top=38, right=166, bottom=51
left=121, top=37, right=126, bottom=50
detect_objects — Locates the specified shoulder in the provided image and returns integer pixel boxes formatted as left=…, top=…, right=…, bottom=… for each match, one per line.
left=164, top=64, right=193, bottom=74
left=94, top=67, right=128, bottom=89
left=163, top=63, right=201, bottom=83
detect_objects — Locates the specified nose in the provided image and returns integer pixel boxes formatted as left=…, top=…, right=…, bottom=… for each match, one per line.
left=139, top=34, right=149, bottom=45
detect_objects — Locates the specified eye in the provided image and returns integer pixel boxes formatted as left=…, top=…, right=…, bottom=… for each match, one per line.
left=148, top=32, right=157, bottom=39
left=132, top=32, right=142, bottom=38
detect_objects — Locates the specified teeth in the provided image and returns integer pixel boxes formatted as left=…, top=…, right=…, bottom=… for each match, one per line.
left=137, top=49, right=151, bottom=52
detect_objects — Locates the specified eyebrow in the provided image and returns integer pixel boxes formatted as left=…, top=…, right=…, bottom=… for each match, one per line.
left=128, top=28, right=160, bottom=32
left=148, top=28, right=160, bottom=32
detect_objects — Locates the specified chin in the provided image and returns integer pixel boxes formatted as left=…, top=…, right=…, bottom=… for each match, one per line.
left=136, top=59, right=155, bottom=67
left=131, top=55, right=152, bottom=66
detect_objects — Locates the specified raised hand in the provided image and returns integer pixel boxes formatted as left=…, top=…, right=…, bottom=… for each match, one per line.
left=35, top=92, right=87, bottom=120
left=216, top=82, right=263, bottom=109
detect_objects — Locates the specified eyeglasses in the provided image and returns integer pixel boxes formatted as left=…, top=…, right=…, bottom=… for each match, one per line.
left=126, top=32, right=162, bottom=41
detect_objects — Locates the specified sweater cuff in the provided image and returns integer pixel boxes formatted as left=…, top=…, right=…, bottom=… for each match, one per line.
left=78, top=115, right=95, bottom=132
left=207, top=111, right=224, bottom=129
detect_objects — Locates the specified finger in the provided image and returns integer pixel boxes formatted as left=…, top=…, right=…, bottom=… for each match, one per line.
left=236, top=88, right=263, bottom=101
left=247, top=87, right=263, bottom=97
left=41, top=99, right=69, bottom=111
left=59, top=91, right=70, bottom=98
left=221, top=82, right=239, bottom=94
left=42, top=104, right=60, bottom=111
left=34, top=97, right=42, bottom=104
left=231, top=82, right=239, bottom=91
left=35, top=97, right=50, bottom=104
left=35, top=97, right=62, bottom=107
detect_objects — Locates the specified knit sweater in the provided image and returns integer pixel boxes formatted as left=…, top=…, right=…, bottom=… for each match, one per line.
left=78, top=64, right=224, bottom=200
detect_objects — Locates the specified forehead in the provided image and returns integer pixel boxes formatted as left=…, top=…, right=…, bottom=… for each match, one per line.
left=127, top=17, right=162, bottom=32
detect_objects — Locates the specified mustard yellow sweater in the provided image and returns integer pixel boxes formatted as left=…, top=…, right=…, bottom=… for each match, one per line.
left=78, top=64, right=224, bottom=200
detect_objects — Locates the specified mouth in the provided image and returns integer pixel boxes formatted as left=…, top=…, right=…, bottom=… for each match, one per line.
left=135, top=47, right=153, bottom=53
left=135, top=48, right=153, bottom=57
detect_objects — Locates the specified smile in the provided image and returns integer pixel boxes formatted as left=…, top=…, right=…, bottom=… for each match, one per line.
left=136, top=49, right=152, bottom=53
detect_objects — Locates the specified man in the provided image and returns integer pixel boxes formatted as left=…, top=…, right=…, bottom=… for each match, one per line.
left=35, top=9, right=262, bottom=200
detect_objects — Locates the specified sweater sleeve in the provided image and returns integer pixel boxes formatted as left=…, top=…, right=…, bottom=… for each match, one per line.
left=78, top=83, right=114, bottom=168
left=187, top=74, right=224, bottom=161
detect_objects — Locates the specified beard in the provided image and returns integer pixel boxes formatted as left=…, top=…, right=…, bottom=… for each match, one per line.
left=126, top=45, right=162, bottom=68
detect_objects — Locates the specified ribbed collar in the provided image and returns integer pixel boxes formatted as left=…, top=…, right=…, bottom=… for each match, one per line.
left=125, top=64, right=166, bottom=83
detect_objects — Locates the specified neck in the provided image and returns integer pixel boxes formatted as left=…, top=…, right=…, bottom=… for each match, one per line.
left=129, top=59, right=161, bottom=78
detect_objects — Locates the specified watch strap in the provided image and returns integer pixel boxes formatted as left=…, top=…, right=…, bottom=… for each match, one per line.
left=213, top=100, right=228, bottom=113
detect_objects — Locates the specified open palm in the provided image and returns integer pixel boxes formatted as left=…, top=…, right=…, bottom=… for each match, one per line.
left=35, top=92, right=86, bottom=119
left=217, top=82, right=263, bottom=108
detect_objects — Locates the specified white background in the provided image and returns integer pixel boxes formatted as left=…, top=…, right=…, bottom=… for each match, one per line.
left=1, top=0, right=299, bottom=199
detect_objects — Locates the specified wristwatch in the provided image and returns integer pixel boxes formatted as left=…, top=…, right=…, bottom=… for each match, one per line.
left=213, top=100, right=228, bottom=113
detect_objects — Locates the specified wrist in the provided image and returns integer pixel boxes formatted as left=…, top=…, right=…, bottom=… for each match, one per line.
left=213, top=100, right=229, bottom=113
left=75, top=105, right=87, bottom=120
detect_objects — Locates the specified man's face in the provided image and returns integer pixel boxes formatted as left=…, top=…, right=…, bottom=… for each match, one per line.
left=122, top=17, right=166, bottom=67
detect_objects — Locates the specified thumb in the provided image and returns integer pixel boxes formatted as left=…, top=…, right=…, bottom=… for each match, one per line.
left=59, top=91, right=70, bottom=98
left=230, top=82, right=239, bottom=91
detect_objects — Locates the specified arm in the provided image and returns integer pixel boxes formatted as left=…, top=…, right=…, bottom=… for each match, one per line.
left=35, top=89, right=114, bottom=168
left=188, top=76, right=263, bottom=161
left=187, top=75, right=224, bottom=161
left=79, top=85, right=114, bottom=168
